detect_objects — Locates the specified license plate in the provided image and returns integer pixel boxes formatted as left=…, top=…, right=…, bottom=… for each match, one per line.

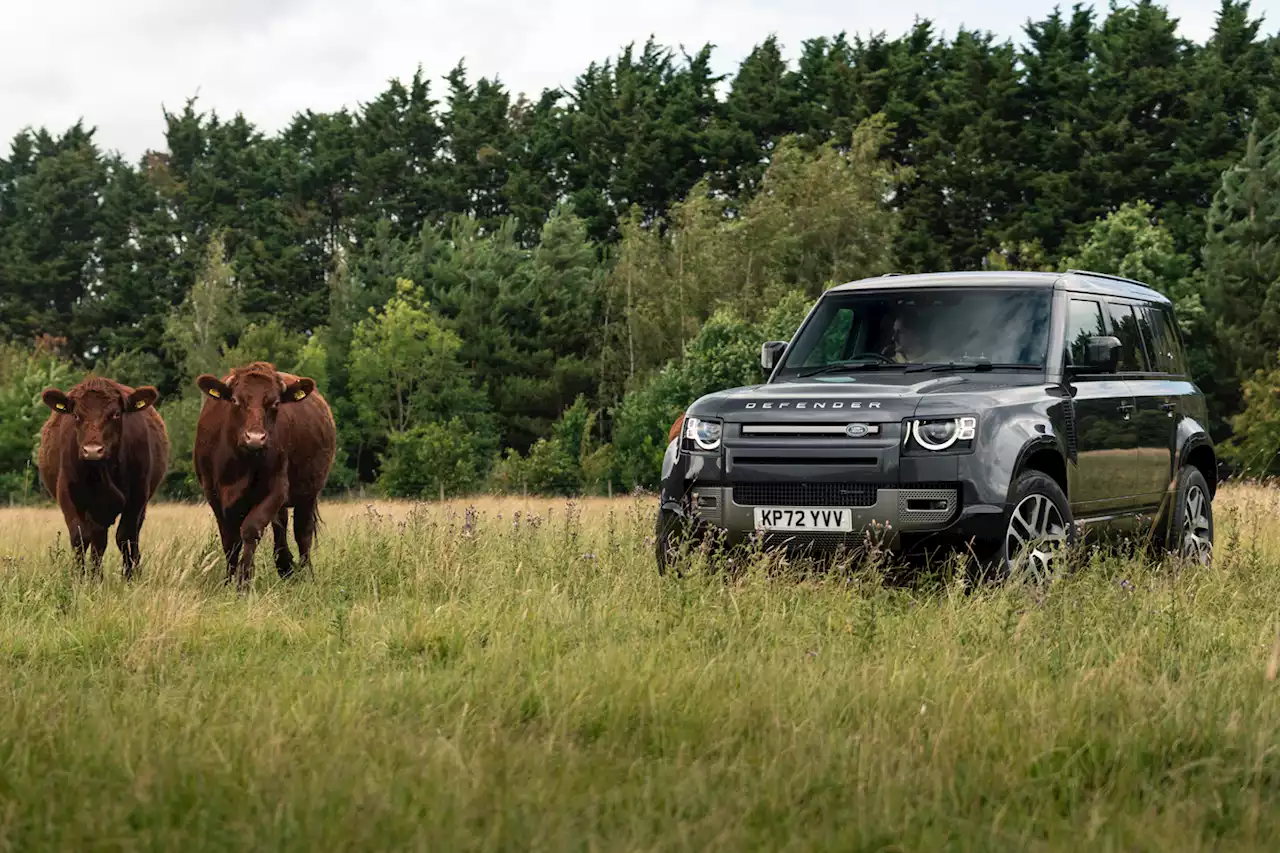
left=753, top=507, right=853, bottom=532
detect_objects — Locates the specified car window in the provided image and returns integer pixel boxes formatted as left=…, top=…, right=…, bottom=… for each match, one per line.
left=1140, top=303, right=1183, bottom=375
left=1064, top=298, right=1106, bottom=367
left=776, top=287, right=1052, bottom=377
left=1106, top=301, right=1150, bottom=373
left=802, top=307, right=855, bottom=367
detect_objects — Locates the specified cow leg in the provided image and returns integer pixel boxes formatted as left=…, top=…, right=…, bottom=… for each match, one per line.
left=66, top=519, right=88, bottom=576
left=87, top=524, right=109, bottom=580
left=56, top=485, right=88, bottom=575
left=237, top=488, right=288, bottom=592
left=293, top=497, right=319, bottom=576
left=272, top=506, right=295, bottom=579
left=116, top=505, right=145, bottom=580
left=216, top=513, right=243, bottom=586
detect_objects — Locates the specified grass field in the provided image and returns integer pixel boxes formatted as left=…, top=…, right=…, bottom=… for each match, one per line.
left=2, top=486, right=1280, bottom=851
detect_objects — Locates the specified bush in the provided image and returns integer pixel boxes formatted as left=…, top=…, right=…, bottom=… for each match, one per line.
left=611, top=290, right=812, bottom=489
left=486, top=396, right=615, bottom=497
left=377, top=419, right=489, bottom=499
left=0, top=341, right=77, bottom=504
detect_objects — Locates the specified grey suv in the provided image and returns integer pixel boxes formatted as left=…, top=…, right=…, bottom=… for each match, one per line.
left=656, top=270, right=1216, bottom=578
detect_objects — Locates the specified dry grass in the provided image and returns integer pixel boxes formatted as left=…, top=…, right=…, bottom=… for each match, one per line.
left=1, top=485, right=1279, bottom=851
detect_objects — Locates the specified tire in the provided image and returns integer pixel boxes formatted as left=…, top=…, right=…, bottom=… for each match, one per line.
left=981, top=470, right=1075, bottom=584
left=655, top=508, right=685, bottom=577
left=1161, top=464, right=1214, bottom=565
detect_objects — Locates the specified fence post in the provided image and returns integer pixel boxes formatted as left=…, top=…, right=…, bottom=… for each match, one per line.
left=439, top=482, right=445, bottom=503
left=607, top=479, right=613, bottom=499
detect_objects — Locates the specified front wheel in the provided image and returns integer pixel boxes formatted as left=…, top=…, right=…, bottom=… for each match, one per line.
left=982, top=470, right=1075, bottom=584
left=1163, top=464, right=1214, bottom=565
left=655, top=508, right=685, bottom=576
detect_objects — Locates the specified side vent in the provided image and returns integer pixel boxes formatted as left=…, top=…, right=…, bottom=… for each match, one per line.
left=1062, top=399, right=1077, bottom=462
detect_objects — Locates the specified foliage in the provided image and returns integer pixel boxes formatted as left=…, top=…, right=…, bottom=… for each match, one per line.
left=0, top=340, right=76, bottom=502
left=612, top=291, right=812, bottom=488
left=1202, top=121, right=1280, bottom=426
left=376, top=419, right=490, bottom=498
left=3, top=3, right=1280, bottom=490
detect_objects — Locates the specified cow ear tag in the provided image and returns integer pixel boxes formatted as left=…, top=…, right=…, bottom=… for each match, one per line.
left=55, top=402, right=66, bottom=411
left=208, top=388, right=221, bottom=399
left=293, top=388, right=306, bottom=401
left=135, top=399, right=147, bottom=409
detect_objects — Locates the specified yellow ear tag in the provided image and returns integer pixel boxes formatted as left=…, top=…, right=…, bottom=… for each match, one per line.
left=55, top=402, right=66, bottom=411
left=208, top=388, right=221, bottom=399
left=135, top=399, right=147, bottom=409
left=293, top=389, right=306, bottom=401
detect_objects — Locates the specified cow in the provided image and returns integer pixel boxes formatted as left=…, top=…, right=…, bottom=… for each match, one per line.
left=193, top=361, right=336, bottom=590
left=37, top=377, right=169, bottom=579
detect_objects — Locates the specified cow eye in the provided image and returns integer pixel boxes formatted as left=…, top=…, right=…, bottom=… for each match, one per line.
left=112, top=411, right=122, bottom=420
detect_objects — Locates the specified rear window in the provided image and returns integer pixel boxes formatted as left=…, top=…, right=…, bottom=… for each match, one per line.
left=1106, top=301, right=1150, bottom=373
left=1141, top=303, right=1187, bottom=375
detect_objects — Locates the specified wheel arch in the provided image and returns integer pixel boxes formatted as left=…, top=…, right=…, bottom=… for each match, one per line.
left=1181, top=440, right=1218, bottom=499
left=1012, top=439, right=1068, bottom=501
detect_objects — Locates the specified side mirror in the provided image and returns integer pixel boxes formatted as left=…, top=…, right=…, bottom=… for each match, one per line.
left=761, top=341, right=787, bottom=371
left=1070, top=335, right=1121, bottom=375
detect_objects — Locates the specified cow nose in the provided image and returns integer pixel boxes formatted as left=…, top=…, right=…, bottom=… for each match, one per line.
left=81, top=443, right=105, bottom=461
left=243, top=430, right=268, bottom=450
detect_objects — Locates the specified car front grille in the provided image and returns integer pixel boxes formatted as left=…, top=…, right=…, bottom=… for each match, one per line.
left=733, top=482, right=880, bottom=507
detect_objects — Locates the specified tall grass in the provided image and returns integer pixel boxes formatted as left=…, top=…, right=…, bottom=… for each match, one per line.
left=1, top=488, right=1279, bottom=851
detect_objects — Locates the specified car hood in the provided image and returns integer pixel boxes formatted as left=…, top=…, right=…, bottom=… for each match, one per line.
left=685, top=373, right=1049, bottom=423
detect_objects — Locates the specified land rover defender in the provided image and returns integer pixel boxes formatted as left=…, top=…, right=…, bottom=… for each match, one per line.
left=655, top=270, right=1217, bottom=578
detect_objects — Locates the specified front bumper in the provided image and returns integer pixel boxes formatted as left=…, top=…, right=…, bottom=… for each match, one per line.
left=687, top=483, right=1005, bottom=555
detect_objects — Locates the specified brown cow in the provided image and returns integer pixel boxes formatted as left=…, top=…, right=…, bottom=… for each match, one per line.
left=38, top=377, right=169, bottom=578
left=193, top=361, right=336, bottom=590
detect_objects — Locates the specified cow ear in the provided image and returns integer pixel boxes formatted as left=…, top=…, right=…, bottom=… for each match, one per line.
left=281, top=377, right=316, bottom=403
left=127, top=386, right=159, bottom=412
left=196, top=375, right=232, bottom=401
left=42, top=388, right=73, bottom=414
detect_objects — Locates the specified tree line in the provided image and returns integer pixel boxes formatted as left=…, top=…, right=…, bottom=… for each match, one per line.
left=3, top=0, right=1280, bottom=501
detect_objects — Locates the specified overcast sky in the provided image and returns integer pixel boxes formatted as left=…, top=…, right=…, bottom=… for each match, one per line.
left=3, top=0, right=1276, bottom=160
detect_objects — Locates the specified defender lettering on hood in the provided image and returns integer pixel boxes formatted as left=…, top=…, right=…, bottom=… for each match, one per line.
left=743, top=401, right=882, bottom=410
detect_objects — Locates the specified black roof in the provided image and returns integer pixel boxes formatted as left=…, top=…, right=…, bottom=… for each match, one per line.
left=826, top=269, right=1170, bottom=304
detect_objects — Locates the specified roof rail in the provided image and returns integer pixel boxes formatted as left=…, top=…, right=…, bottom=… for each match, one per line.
left=1065, top=268, right=1148, bottom=287
left=880, top=272, right=901, bottom=277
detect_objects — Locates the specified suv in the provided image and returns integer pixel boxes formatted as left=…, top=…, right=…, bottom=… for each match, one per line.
left=656, top=270, right=1216, bottom=578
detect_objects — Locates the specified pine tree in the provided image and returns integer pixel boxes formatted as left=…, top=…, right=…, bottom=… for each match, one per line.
left=1202, top=122, right=1280, bottom=422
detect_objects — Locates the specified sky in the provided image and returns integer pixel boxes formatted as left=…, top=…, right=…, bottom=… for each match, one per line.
left=2, top=0, right=1277, bottom=160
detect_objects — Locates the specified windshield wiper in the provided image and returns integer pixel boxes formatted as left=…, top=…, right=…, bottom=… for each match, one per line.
left=904, top=359, right=1042, bottom=374
left=797, top=359, right=909, bottom=379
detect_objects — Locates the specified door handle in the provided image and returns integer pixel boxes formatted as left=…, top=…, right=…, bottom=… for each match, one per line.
left=1160, top=401, right=1176, bottom=417
left=1117, top=401, right=1135, bottom=420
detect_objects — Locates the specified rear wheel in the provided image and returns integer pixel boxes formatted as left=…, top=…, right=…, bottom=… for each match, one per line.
left=1163, top=464, right=1213, bottom=565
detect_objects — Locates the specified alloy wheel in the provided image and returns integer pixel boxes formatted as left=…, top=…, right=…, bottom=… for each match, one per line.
left=1005, top=493, right=1067, bottom=582
left=1180, top=484, right=1212, bottom=565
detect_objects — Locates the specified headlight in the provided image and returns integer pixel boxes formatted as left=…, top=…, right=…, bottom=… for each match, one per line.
left=905, top=416, right=976, bottom=452
left=683, top=416, right=723, bottom=452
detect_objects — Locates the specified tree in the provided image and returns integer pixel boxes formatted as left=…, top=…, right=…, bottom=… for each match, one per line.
left=611, top=291, right=812, bottom=488
left=1202, top=122, right=1280, bottom=424
left=347, top=278, right=494, bottom=482
left=162, top=232, right=243, bottom=384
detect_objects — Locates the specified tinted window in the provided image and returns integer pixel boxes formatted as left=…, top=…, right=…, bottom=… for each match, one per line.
left=802, top=308, right=855, bottom=367
left=1107, top=301, right=1150, bottom=372
left=1141, top=303, right=1184, bottom=375
left=1064, top=298, right=1107, bottom=367
left=777, top=288, right=1052, bottom=378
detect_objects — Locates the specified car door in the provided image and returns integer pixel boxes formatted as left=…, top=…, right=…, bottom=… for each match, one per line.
left=1064, top=295, right=1139, bottom=517
left=1106, top=299, right=1176, bottom=510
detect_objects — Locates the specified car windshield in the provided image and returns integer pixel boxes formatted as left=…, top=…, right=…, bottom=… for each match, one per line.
left=774, top=287, right=1052, bottom=380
